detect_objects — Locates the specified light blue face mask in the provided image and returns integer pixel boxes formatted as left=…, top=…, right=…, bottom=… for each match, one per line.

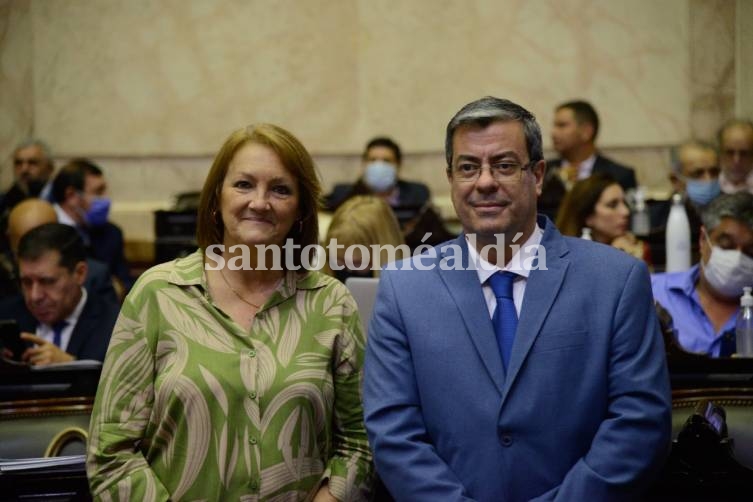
left=85, top=197, right=111, bottom=227
left=363, top=161, right=397, bottom=193
left=685, top=178, right=721, bottom=206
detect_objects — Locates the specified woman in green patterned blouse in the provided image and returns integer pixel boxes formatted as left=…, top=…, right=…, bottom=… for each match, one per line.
left=87, top=124, right=373, bottom=501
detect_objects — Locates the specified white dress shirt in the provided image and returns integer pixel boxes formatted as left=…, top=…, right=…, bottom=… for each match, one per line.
left=467, top=225, right=544, bottom=318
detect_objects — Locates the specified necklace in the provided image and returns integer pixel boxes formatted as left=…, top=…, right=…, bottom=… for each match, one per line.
left=218, top=267, right=281, bottom=309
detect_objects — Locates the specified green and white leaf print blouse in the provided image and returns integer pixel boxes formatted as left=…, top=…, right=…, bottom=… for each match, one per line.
left=86, top=250, right=373, bottom=501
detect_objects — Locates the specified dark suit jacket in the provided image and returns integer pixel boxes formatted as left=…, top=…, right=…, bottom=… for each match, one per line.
left=364, top=216, right=671, bottom=501
left=0, top=291, right=119, bottom=361
left=539, top=154, right=638, bottom=222
left=324, top=179, right=431, bottom=212
left=88, top=221, right=134, bottom=290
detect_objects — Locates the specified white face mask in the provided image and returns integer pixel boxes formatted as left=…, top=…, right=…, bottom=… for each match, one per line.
left=702, top=235, right=753, bottom=299
left=363, top=161, right=397, bottom=193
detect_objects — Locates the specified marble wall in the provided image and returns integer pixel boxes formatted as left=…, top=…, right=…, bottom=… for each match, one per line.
left=0, top=0, right=744, bottom=262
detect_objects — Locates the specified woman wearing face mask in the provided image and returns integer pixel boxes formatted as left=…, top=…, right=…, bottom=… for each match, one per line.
left=651, top=192, right=753, bottom=356
left=556, top=173, right=650, bottom=263
left=323, top=137, right=430, bottom=220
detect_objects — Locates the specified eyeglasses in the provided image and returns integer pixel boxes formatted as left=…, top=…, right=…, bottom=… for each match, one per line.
left=449, top=160, right=534, bottom=183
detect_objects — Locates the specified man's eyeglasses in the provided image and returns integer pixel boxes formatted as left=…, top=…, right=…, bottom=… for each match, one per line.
left=449, top=160, right=535, bottom=183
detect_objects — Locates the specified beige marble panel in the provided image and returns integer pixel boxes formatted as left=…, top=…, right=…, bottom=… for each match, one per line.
left=32, top=0, right=359, bottom=155
left=0, top=0, right=33, bottom=187
left=688, top=0, right=736, bottom=141
left=31, top=0, right=689, bottom=157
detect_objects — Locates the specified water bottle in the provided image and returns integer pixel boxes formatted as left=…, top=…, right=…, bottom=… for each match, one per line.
left=631, top=186, right=650, bottom=237
left=580, top=227, right=592, bottom=240
left=665, top=193, right=691, bottom=272
left=736, top=287, right=753, bottom=356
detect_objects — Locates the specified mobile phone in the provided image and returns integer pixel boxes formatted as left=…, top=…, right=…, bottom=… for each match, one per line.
left=0, top=319, right=26, bottom=361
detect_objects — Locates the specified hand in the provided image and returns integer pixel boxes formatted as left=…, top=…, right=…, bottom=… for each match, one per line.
left=312, top=484, right=338, bottom=502
left=20, top=332, right=75, bottom=366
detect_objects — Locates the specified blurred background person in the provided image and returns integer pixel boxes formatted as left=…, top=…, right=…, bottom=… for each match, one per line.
left=1, top=198, right=118, bottom=303
left=324, top=136, right=430, bottom=227
left=651, top=192, right=753, bottom=356
left=539, top=100, right=637, bottom=221
left=51, top=158, right=133, bottom=292
left=0, top=223, right=118, bottom=364
left=323, top=195, right=407, bottom=282
left=718, top=119, right=753, bottom=194
left=647, top=140, right=721, bottom=268
left=1, top=138, right=55, bottom=212
left=556, top=173, right=649, bottom=262
left=87, top=124, right=372, bottom=501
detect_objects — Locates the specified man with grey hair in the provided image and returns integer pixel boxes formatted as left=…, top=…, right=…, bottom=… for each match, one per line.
left=2, top=138, right=55, bottom=210
left=652, top=191, right=753, bottom=356
left=718, top=119, right=753, bottom=194
left=364, top=96, right=671, bottom=501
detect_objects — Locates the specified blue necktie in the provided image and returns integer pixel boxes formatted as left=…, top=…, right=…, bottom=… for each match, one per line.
left=52, top=321, right=67, bottom=348
left=488, top=271, right=518, bottom=370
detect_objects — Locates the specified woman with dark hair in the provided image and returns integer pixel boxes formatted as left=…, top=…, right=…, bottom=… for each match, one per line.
left=556, top=173, right=649, bottom=262
left=87, top=124, right=372, bottom=501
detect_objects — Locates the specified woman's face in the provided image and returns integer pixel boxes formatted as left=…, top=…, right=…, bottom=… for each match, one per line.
left=585, top=183, right=630, bottom=243
left=220, top=143, right=300, bottom=249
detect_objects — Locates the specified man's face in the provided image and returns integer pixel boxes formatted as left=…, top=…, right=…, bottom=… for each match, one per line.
left=551, top=107, right=590, bottom=156
left=13, top=145, right=52, bottom=189
left=19, top=250, right=86, bottom=326
left=720, top=125, right=753, bottom=184
left=364, top=145, right=399, bottom=167
left=672, top=146, right=720, bottom=193
left=700, top=217, right=753, bottom=267
left=448, top=120, right=544, bottom=246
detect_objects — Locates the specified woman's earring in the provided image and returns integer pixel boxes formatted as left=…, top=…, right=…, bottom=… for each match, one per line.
left=298, top=219, right=303, bottom=233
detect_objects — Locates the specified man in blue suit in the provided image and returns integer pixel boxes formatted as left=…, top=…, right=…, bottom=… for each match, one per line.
left=363, top=96, right=671, bottom=501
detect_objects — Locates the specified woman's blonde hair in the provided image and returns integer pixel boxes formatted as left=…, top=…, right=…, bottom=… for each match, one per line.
left=322, top=196, right=407, bottom=277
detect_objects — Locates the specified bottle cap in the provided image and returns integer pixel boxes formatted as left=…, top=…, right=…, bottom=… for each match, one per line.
left=742, top=286, right=753, bottom=307
left=580, top=227, right=592, bottom=240
left=672, top=193, right=683, bottom=204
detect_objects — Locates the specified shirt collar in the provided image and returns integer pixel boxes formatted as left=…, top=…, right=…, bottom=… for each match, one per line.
left=45, top=287, right=87, bottom=330
left=719, top=170, right=753, bottom=194
left=665, top=263, right=701, bottom=299
left=467, top=225, right=544, bottom=285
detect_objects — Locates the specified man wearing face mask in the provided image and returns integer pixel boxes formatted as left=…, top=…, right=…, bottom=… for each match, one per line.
left=324, top=136, right=431, bottom=224
left=651, top=192, right=753, bottom=356
left=51, top=158, right=133, bottom=291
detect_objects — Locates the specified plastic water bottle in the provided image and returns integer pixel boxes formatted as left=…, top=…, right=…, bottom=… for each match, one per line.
left=631, top=187, right=650, bottom=237
left=580, top=227, right=592, bottom=240
left=736, top=287, right=753, bottom=356
left=665, top=193, right=691, bottom=272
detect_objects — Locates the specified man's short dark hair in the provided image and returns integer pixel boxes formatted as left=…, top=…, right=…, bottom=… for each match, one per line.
left=51, top=158, right=104, bottom=203
left=557, top=100, right=600, bottom=140
left=363, top=137, right=402, bottom=165
left=445, top=96, right=544, bottom=168
left=17, top=223, right=86, bottom=272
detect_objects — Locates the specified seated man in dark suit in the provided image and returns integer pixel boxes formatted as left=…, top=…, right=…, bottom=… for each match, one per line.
left=539, top=100, right=637, bottom=220
left=2, top=198, right=118, bottom=304
left=0, top=223, right=119, bottom=365
left=51, top=158, right=133, bottom=291
left=324, top=136, right=431, bottom=227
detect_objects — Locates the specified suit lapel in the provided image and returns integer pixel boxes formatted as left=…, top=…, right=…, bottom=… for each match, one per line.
left=437, top=236, right=506, bottom=395
left=502, top=219, right=570, bottom=400
left=66, top=297, right=96, bottom=356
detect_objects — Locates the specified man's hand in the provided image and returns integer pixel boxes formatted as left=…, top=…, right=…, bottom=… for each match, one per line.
left=20, top=332, right=75, bottom=366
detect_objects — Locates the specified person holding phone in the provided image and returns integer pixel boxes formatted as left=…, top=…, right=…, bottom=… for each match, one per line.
left=0, top=223, right=119, bottom=365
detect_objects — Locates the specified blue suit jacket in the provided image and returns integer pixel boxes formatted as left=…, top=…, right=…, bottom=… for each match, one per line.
left=363, top=217, right=671, bottom=502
